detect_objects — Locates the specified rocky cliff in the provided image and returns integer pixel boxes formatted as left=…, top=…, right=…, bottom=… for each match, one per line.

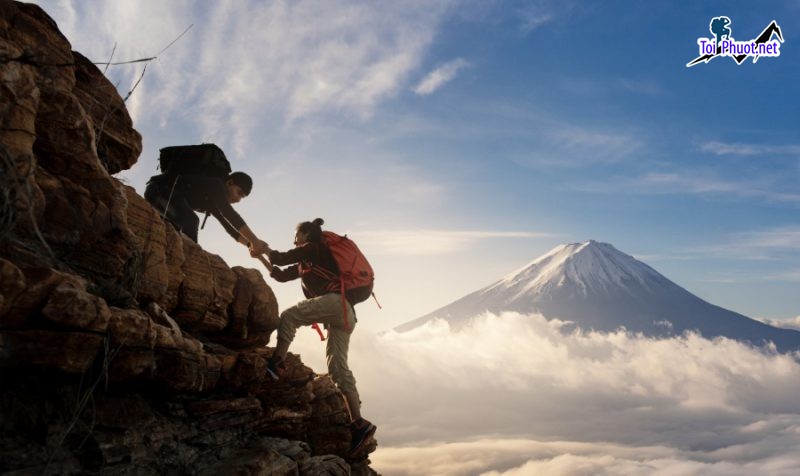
left=0, top=2, right=376, bottom=474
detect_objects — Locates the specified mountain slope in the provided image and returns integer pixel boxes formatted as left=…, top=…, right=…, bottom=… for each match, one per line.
left=397, top=241, right=800, bottom=352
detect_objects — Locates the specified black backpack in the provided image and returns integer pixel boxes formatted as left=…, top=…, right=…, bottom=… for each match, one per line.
left=158, top=144, right=231, bottom=179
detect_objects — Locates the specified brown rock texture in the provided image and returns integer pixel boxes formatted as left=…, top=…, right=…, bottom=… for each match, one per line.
left=0, top=2, right=378, bottom=474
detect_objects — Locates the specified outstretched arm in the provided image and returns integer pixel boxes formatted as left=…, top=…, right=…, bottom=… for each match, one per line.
left=270, top=264, right=300, bottom=282
left=267, top=245, right=314, bottom=267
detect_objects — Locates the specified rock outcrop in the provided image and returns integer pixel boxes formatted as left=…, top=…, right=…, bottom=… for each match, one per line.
left=0, top=2, right=377, bottom=474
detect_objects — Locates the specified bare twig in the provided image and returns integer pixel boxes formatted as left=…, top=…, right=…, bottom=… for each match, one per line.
left=122, top=62, right=148, bottom=103
left=155, top=23, right=194, bottom=57
left=93, top=56, right=156, bottom=66
left=101, top=42, right=117, bottom=75
left=92, top=23, right=193, bottom=66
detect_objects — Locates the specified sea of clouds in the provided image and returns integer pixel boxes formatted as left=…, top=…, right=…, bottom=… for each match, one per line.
left=290, top=313, right=800, bottom=475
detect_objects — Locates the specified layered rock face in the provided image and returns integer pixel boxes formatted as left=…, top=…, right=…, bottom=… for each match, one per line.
left=0, top=2, right=376, bottom=474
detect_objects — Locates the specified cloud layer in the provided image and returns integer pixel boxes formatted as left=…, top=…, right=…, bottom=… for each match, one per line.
left=300, top=313, right=800, bottom=475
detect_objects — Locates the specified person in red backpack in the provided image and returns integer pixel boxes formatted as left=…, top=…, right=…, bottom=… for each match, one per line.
left=264, top=218, right=376, bottom=457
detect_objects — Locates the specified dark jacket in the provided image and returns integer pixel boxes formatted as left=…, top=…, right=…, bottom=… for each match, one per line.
left=269, top=242, right=344, bottom=301
left=145, top=174, right=246, bottom=240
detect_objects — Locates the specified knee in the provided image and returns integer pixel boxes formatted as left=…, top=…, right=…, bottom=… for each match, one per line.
left=280, top=306, right=300, bottom=324
left=331, top=368, right=357, bottom=394
left=277, top=307, right=301, bottom=341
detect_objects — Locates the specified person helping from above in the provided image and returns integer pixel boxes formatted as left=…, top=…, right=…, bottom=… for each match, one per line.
left=264, top=218, right=376, bottom=457
left=144, top=144, right=268, bottom=256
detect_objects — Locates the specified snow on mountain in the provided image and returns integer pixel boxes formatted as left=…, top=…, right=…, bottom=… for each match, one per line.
left=397, top=241, right=800, bottom=352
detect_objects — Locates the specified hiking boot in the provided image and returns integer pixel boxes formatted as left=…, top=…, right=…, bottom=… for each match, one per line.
left=265, top=356, right=286, bottom=381
left=348, top=418, right=377, bottom=456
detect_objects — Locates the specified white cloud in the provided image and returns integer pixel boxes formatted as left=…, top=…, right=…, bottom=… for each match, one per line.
left=517, top=2, right=558, bottom=35
left=316, top=313, right=800, bottom=474
left=355, top=230, right=553, bottom=255
left=756, top=316, right=800, bottom=331
left=618, top=78, right=663, bottom=96
left=414, top=58, right=470, bottom=95
left=700, top=141, right=800, bottom=157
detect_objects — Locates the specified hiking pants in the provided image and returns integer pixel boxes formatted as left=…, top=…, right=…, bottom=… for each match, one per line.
left=277, top=293, right=359, bottom=396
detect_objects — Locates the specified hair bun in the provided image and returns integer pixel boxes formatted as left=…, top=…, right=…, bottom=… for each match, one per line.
left=312, top=218, right=325, bottom=227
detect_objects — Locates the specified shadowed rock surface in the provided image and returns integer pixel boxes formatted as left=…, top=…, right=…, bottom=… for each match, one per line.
left=0, top=2, right=377, bottom=474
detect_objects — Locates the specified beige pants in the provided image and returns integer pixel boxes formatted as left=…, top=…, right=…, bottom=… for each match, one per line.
left=277, top=293, right=359, bottom=395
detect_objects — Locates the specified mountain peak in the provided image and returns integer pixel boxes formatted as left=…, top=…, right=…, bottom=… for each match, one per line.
left=494, top=240, right=663, bottom=298
left=398, top=241, right=800, bottom=352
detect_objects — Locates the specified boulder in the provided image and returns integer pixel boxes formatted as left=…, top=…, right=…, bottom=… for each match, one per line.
left=216, top=266, right=280, bottom=349
left=174, top=235, right=237, bottom=333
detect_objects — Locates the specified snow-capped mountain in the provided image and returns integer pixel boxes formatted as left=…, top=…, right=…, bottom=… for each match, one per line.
left=397, top=241, right=800, bottom=351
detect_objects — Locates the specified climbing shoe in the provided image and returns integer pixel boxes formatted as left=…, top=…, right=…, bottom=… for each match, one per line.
left=348, top=418, right=377, bottom=456
left=265, top=356, right=286, bottom=381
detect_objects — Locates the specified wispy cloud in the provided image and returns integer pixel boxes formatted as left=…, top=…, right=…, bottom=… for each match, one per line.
left=700, top=141, right=800, bottom=157
left=618, top=78, right=664, bottom=96
left=574, top=171, right=800, bottom=204
left=517, top=2, right=558, bottom=35
left=688, top=227, right=800, bottom=261
left=513, top=125, right=642, bottom=168
left=637, top=227, right=800, bottom=285
left=414, top=58, right=470, bottom=95
left=551, top=127, right=640, bottom=155
left=732, top=228, right=800, bottom=250
left=356, top=230, right=555, bottom=255
left=638, top=172, right=739, bottom=193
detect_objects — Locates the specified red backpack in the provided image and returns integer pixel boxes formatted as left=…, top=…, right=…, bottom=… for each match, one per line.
left=307, top=231, right=379, bottom=338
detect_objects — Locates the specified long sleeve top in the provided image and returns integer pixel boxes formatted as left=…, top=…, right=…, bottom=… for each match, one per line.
left=269, top=242, right=341, bottom=299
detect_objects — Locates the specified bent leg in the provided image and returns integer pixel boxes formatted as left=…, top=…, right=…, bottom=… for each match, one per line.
left=274, top=295, right=340, bottom=360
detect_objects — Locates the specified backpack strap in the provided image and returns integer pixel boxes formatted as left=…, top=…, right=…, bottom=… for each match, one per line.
left=160, top=175, right=181, bottom=220
left=311, top=323, right=326, bottom=341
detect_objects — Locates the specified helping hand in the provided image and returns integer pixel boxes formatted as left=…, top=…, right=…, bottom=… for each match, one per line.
left=249, top=239, right=269, bottom=257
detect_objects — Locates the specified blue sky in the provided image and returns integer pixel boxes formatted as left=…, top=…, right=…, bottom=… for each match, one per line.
left=37, top=0, right=799, bottom=330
